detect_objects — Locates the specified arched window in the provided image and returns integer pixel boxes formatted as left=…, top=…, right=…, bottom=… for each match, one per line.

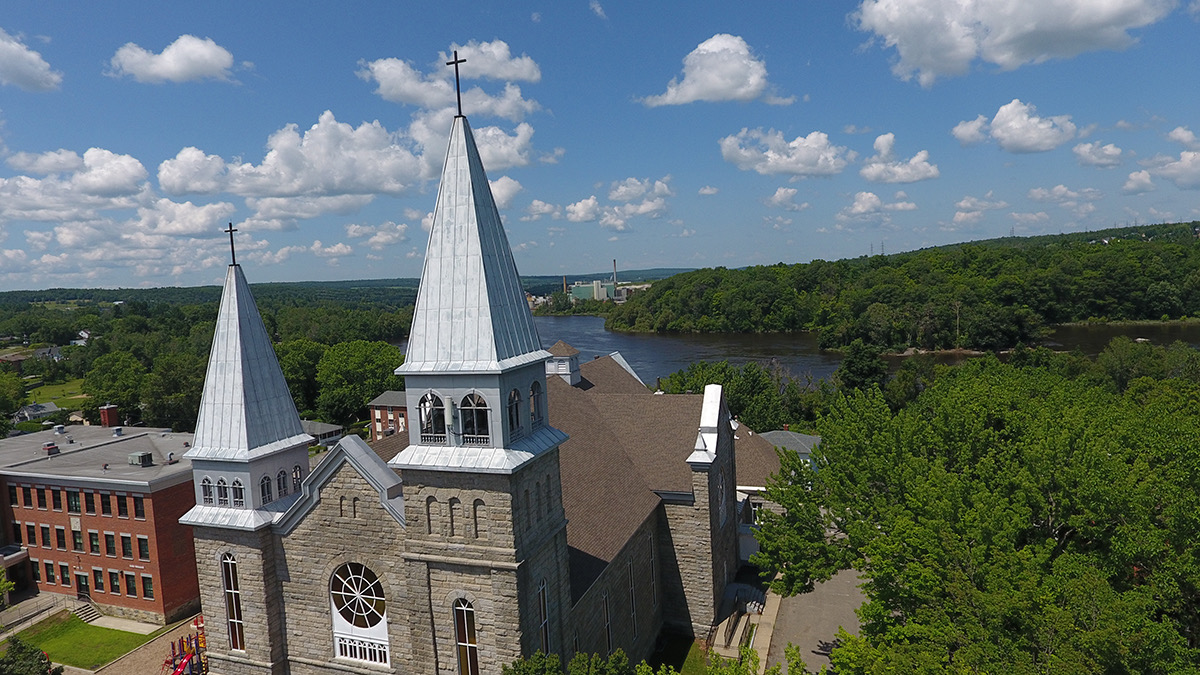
left=507, top=389, right=523, bottom=438
left=216, top=479, right=229, bottom=507
left=292, top=465, right=303, bottom=493
left=460, top=393, right=489, bottom=445
left=538, top=578, right=550, bottom=652
left=449, top=497, right=461, bottom=537
left=529, top=381, right=544, bottom=427
left=221, top=553, right=245, bottom=650
left=277, top=470, right=288, bottom=497
left=231, top=480, right=245, bottom=508
left=419, top=393, right=447, bottom=443
left=260, top=476, right=273, bottom=505
left=426, top=496, right=439, bottom=536
left=331, top=562, right=389, bottom=665
left=201, top=477, right=213, bottom=505
left=472, top=499, right=487, bottom=539
left=453, top=599, right=480, bottom=675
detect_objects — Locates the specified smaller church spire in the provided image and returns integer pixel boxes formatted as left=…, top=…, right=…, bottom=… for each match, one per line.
left=189, top=264, right=310, bottom=460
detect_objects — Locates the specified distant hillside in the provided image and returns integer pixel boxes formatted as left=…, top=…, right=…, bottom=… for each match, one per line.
left=605, top=221, right=1200, bottom=352
left=0, top=268, right=692, bottom=309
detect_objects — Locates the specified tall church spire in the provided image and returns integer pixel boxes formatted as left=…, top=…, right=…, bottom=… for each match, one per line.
left=400, top=115, right=548, bottom=374
left=190, top=264, right=310, bottom=460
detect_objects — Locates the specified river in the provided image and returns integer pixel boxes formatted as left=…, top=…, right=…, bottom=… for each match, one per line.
left=532, top=316, right=1200, bottom=386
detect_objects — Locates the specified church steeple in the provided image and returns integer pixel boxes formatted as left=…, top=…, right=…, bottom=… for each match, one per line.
left=182, top=262, right=313, bottom=529
left=191, top=264, right=310, bottom=459
left=400, top=115, right=549, bottom=375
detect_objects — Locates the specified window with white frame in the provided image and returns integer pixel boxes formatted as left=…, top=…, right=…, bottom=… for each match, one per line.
left=538, top=578, right=550, bottom=652
left=201, top=477, right=213, bottom=505
left=231, top=480, right=245, bottom=508
left=460, top=394, right=489, bottom=445
left=292, top=465, right=303, bottom=493
left=331, top=563, right=389, bottom=665
left=419, top=393, right=447, bottom=443
left=216, top=479, right=229, bottom=507
left=221, top=553, right=245, bottom=650
left=507, top=389, right=523, bottom=438
left=260, top=476, right=273, bottom=504
left=454, top=599, right=480, bottom=675
left=529, top=381, right=544, bottom=427
left=276, top=470, right=288, bottom=497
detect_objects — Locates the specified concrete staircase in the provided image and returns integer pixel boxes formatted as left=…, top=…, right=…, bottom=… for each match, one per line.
left=71, top=601, right=101, bottom=624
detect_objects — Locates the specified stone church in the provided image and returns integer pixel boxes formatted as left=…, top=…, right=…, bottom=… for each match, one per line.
left=181, top=111, right=761, bottom=675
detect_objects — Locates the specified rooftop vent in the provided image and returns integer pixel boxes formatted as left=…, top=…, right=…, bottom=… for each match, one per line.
left=42, top=441, right=58, bottom=456
left=127, top=451, right=153, bottom=467
left=53, top=425, right=65, bottom=434
left=112, top=426, right=123, bottom=437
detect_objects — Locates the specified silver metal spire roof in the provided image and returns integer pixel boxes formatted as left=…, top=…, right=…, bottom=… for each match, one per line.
left=187, top=264, right=311, bottom=461
left=399, top=115, right=550, bottom=374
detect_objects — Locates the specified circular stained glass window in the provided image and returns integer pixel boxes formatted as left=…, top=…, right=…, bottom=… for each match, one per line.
left=330, top=563, right=386, bottom=628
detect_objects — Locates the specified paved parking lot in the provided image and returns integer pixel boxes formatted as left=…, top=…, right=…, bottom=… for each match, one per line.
left=766, top=570, right=864, bottom=673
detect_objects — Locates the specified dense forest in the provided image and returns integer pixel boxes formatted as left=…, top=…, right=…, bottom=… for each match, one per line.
left=606, top=222, right=1200, bottom=351
left=752, top=350, right=1200, bottom=673
left=0, top=292, right=411, bottom=435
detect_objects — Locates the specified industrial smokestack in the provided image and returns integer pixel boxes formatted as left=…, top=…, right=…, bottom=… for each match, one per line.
left=613, top=259, right=617, bottom=285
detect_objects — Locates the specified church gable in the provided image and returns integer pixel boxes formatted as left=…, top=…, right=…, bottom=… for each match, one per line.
left=276, top=435, right=404, bottom=536
left=273, top=451, right=412, bottom=671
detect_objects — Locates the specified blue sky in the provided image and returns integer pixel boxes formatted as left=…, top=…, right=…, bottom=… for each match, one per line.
left=0, top=1, right=1198, bottom=290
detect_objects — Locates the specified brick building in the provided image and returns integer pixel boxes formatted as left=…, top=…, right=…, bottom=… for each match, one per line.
left=366, top=391, right=407, bottom=441
left=184, top=113, right=761, bottom=675
left=0, top=423, right=200, bottom=624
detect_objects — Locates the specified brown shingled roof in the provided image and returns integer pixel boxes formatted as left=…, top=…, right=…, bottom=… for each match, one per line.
left=734, top=426, right=781, bottom=488
left=364, top=353, right=711, bottom=604
left=368, top=428, right=410, bottom=463
left=547, top=340, right=580, bottom=357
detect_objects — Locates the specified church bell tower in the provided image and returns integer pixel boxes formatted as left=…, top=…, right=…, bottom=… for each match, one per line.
left=389, top=93, right=573, bottom=668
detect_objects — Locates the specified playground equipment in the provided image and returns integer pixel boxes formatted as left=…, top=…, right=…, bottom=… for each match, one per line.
left=161, top=615, right=207, bottom=675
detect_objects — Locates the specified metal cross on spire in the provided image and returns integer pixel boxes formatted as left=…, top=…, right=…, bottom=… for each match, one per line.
left=225, top=222, right=238, bottom=266
left=446, top=50, right=466, bottom=117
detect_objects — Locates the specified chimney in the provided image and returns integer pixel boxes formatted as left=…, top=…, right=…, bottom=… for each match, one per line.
left=98, top=404, right=119, bottom=427
left=783, top=423, right=790, bottom=432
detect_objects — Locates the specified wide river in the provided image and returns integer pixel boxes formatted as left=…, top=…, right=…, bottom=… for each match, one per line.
left=531, top=315, right=1200, bottom=386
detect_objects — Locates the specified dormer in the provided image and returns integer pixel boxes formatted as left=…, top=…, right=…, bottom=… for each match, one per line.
left=546, top=340, right=580, bottom=386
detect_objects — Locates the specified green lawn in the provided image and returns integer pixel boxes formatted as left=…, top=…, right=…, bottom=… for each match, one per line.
left=12, top=611, right=154, bottom=670
left=649, top=635, right=709, bottom=675
left=28, top=378, right=86, bottom=403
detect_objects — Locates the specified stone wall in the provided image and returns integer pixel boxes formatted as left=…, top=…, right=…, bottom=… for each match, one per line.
left=276, top=460, right=411, bottom=675
left=568, top=511, right=662, bottom=663
left=193, top=526, right=286, bottom=675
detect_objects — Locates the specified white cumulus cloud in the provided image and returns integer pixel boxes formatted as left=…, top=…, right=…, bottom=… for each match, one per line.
left=952, top=115, right=990, bottom=146
left=7, top=149, right=83, bottom=174
left=719, top=128, right=853, bottom=176
left=859, top=133, right=940, bottom=182
left=566, top=196, right=601, bottom=223
left=1074, top=142, right=1123, bottom=167
left=766, top=187, right=807, bottom=211
left=989, top=99, right=1076, bottom=153
left=1123, top=169, right=1155, bottom=194
left=854, top=0, right=1176, bottom=87
left=344, top=221, right=408, bottom=250
left=643, top=34, right=791, bottom=106
left=488, top=176, right=523, bottom=209
left=698, top=185, right=719, bottom=195
left=109, top=35, right=235, bottom=83
left=953, top=192, right=1008, bottom=224
left=1168, top=126, right=1200, bottom=150
left=443, top=40, right=540, bottom=82
left=0, top=27, right=62, bottom=91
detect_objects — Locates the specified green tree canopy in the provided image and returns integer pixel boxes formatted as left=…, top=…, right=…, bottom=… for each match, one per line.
left=81, top=351, right=147, bottom=424
left=753, top=357, right=1200, bottom=673
left=315, top=340, right=404, bottom=424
